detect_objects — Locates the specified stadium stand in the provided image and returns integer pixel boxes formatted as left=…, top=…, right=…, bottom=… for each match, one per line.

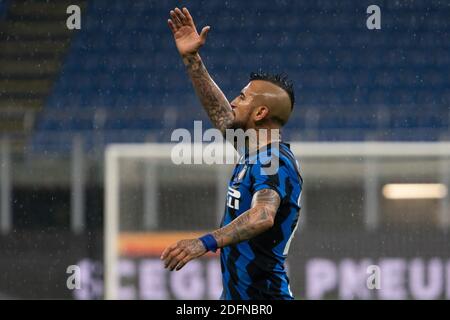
left=1, top=0, right=448, bottom=153
left=0, top=0, right=87, bottom=151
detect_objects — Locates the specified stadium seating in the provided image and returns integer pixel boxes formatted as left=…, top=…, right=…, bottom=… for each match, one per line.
left=30, top=0, right=449, bottom=152
left=0, top=0, right=11, bottom=19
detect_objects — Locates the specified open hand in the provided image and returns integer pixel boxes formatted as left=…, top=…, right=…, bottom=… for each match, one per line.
left=161, top=238, right=207, bottom=271
left=168, top=7, right=210, bottom=57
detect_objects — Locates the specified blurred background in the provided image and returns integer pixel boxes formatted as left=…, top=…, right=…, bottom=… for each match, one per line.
left=0, top=0, right=449, bottom=299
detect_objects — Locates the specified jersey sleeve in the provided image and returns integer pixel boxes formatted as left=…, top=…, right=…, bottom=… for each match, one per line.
left=251, top=160, right=288, bottom=200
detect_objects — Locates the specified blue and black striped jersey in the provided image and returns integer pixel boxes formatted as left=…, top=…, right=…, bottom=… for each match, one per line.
left=220, top=142, right=303, bottom=300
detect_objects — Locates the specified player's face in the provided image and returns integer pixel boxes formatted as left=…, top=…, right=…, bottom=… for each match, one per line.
left=229, top=82, right=260, bottom=130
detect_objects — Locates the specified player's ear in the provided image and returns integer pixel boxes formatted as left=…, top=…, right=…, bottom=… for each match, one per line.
left=253, top=105, right=270, bottom=122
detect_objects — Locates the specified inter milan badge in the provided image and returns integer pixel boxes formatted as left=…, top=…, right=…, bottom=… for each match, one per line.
left=237, top=165, right=247, bottom=181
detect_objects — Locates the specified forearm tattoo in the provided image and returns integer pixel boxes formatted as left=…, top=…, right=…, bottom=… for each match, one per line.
left=183, top=54, right=235, bottom=133
left=212, top=189, right=281, bottom=248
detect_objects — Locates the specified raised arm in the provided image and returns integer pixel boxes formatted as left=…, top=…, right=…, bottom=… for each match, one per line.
left=161, top=189, right=280, bottom=271
left=168, top=7, right=235, bottom=134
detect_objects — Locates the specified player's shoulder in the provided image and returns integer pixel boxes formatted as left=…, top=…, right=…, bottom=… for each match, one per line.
left=277, top=142, right=297, bottom=163
left=249, top=142, right=300, bottom=176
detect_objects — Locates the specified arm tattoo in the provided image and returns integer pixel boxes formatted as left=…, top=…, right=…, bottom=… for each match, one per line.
left=212, top=189, right=281, bottom=248
left=251, top=188, right=281, bottom=208
left=183, top=54, right=235, bottom=134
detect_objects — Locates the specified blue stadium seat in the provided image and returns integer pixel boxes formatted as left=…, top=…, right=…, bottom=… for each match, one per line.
left=33, top=0, right=450, bottom=152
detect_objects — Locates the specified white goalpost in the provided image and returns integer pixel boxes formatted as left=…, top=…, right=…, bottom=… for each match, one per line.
left=104, top=142, right=450, bottom=300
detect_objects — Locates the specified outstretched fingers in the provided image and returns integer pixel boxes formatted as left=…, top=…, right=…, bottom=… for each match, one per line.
left=182, top=7, right=195, bottom=27
left=167, top=19, right=177, bottom=33
left=174, top=7, right=188, bottom=25
left=170, top=10, right=182, bottom=28
left=168, top=7, right=194, bottom=34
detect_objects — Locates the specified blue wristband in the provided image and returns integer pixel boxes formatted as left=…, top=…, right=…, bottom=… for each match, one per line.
left=199, top=234, right=218, bottom=253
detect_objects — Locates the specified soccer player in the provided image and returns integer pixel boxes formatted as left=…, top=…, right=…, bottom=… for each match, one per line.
left=161, top=7, right=303, bottom=300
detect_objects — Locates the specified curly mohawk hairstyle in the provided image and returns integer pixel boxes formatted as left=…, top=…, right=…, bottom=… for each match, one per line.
left=249, top=72, right=295, bottom=109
